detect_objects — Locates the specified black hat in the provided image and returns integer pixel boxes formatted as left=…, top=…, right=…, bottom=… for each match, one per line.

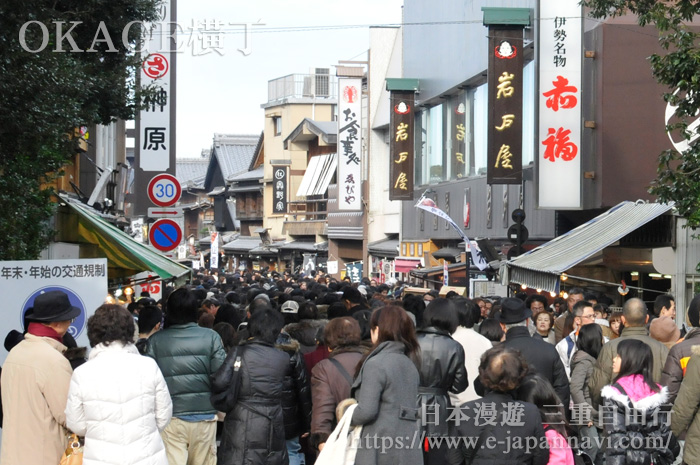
left=497, top=297, right=532, bottom=324
left=26, top=291, right=81, bottom=322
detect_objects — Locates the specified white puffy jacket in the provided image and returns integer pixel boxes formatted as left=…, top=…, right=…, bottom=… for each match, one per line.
left=65, top=342, right=172, bottom=465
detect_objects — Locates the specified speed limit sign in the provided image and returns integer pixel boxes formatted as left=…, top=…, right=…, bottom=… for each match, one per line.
left=148, top=174, right=181, bottom=207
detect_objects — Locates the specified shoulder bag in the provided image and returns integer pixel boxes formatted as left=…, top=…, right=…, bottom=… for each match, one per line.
left=59, top=433, right=83, bottom=465
left=210, top=344, right=246, bottom=412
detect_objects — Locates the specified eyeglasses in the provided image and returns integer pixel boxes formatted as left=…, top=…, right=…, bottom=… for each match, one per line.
left=581, top=314, right=596, bottom=320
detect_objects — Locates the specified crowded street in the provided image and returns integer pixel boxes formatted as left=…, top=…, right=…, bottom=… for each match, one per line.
left=1, top=0, right=700, bottom=464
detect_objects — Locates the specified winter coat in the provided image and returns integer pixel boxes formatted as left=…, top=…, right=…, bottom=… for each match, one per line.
left=671, top=345, right=700, bottom=465
left=283, top=319, right=327, bottom=354
left=569, top=350, right=598, bottom=423
left=445, top=391, right=549, bottom=465
left=351, top=340, right=422, bottom=465
left=450, top=326, right=492, bottom=405
left=417, top=327, right=468, bottom=437
left=65, top=342, right=172, bottom=465
left=0, top=334, right=72, bottom=465
left=303, top=343, right=329, bottom=376
left=145, top=322, right=226, bottom=416
left=589, top=326, right=669, bottom=409
left=554, top=311, right=572, bottom=344
left=501, top=326, right=570, bottom=407
left=602, top=375, right=678, bottom=465
left=310, top=345, right=364, bottom=448
left=212, top=339, right=289, bottom=465
left=661, top=327, right=700, bottom=403
left=275, top=332, right=312, bottom=440
left=555, top=332, right=577, bottom=378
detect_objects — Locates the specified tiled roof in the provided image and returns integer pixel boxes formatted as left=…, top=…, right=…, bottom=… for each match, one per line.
left=212, top=134, right=259, bottom=181
left=176, top=156, right=210, bottom=188
left=230, top=165, right=264, bottom=182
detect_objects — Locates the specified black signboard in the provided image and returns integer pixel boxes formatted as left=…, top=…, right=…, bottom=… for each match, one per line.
left=487, top=27, right=524, bottom=185
left=389, top=91, right=415, bottom=200
left=272, top=166, right=287, bottom=214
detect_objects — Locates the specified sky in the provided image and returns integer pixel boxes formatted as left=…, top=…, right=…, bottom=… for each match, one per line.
left=174, top=0, right=404, bottom=158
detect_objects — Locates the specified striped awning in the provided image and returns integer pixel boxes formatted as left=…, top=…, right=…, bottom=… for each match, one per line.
left=296, top=153, right=337, bottom=197
left=500, top=201, right=674, bottom=293
left=61, top=196, right=191, bottom=282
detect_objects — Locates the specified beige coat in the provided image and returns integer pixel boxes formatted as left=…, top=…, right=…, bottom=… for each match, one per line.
left=0, top=334, right=72, bottom=465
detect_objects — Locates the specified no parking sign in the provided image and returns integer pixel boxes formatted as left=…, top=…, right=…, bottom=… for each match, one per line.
left=149, top=219, right=182, bottom=252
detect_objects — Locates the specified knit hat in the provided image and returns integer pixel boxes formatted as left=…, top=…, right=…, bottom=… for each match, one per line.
left=688, top=294, right=700, bottom=327
left=650, top=316, right=680, bottom=349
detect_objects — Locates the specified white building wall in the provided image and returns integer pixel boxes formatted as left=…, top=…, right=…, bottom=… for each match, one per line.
left=368, top=26, right=403, bottom=242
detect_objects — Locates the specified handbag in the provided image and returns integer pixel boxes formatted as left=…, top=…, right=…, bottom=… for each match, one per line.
left=210, top=345, right=246, bottom=412
left=315, top=403, right=362, bottom=465
left=59, top=433, right=83, bottom=465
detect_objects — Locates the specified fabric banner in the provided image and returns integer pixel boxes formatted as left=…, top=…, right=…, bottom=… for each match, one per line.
left=415, top=197, right=488, bottom=270
left=338, top=77, right=363, bottom=211
left=302, top=254, right=317, bottom=276
left=210, top=232, right=219, bottom=269
left=345, top=262, right=363, bottom=283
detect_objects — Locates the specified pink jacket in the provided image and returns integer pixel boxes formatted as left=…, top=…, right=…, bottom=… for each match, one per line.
left=544, top=427, right=575, bottom=465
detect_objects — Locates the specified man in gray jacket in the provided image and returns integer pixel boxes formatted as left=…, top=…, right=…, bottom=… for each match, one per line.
left=146, top=288, right=226, bottom=465
left=588, top=298, right=669, bottom=409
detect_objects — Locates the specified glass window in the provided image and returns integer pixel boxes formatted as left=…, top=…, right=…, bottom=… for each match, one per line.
left=427, top=104, right=444, bottom=184
left=473, top=83, right=488, bottom=176
left=522, top=61, right=535, bottom=166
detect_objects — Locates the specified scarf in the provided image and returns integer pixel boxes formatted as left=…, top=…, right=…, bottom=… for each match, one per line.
left=27, top=322, right=63, bottom=344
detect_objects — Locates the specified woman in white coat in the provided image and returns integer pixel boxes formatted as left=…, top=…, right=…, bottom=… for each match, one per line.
left=65, top=304, right=172, bottom=465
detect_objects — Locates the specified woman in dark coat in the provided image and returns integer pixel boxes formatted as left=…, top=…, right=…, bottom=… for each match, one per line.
left=417, top=298, right=468, bottom=464
left=446, top=346, right=549, bottom=465
left=351, top=305, right=423, bottom=465
left=212, top=307, right=290, bottom=465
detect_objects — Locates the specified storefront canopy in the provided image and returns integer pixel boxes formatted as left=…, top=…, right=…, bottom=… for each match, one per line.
left=500, top=200, right=674, bottom=293
left=62, top=196, right=191, bottom=282
left=395, top=257, right=421, bottom=273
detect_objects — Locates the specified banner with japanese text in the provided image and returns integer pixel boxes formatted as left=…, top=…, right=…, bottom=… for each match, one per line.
left=338, top=77, right=363, bottom=211
left=452, top=97, right=468, bottom=180
left=0, top=259, right=108, bottom=364
left=272, top=166, right=288, bottom=214
left=487, top=26, right=524, bottom=184
left=345, top=261, right=363, bottom=283
left=210, top=232, right=219, bottom=269
left=138, top=0, right=174, bottom=172
left=389, top=90, right=415, bottom=200
left=538, top=1, right=583, bottom=208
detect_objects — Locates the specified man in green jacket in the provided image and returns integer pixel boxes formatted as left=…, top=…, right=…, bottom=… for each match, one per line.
left=146, top=287, right=226, bottom=465
left=588, top=298, right=669, bottom=410
left=672, top=345, right=700, bottom=465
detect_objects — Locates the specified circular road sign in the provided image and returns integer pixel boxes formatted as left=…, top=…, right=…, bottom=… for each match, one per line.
left=148, top=174, right=181, bottom=207
left=149, top=219, right=182, bottom=252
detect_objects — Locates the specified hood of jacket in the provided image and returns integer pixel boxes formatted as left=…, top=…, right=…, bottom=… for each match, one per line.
left=275, top=331, right=301, bottom=354
left=601, top=374, right=668, bottom=411
left=283, top=319, right=327, bottom=347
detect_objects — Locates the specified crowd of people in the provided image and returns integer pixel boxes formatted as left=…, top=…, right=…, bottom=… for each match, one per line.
left=1, top=270, right=697, bottom=465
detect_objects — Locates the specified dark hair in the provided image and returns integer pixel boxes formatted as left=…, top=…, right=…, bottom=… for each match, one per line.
left=402, top=294, right=426, bottom=327
left=328, top=302, right=350, bottom=320
left=299, top=301, right=319, bottom=320
left=369, top=306, right=420, bottom=367
left=569, top=287, right=585, bottom=298
left=593, top=303, right=609, bottom=317
left=352, top=309, right=372, bottom=340
left=453, top=298, right=479, bottom=328
left=214, top=304, right=245, bottom=330
left=583, top=292, right=599, bottom=303
left=213, top=322, right=236, bottom=353
left=525, top=294, right=548, bottom=311
left=479, top=346, right=529, bottom=393
left=572, top=300, right=593, bottom=317
left=342, top=287, right=363, bottom=305
left=198, top=313, right=214, bottom=328
left=248, top=307, right=284, bottom=344
left=422, top=298, right=459, bottom=333
left=535, top=311, right=553, bottom=330
left=137, top=305, right=162, bottom=334
left=517, top=374, right=568, bottom=437
left=87, top=304, right=135, bottom=348
left=479, top=318, right=504, bottom=343
left=165, top=288, right=199, bottom=325
left=576, top=323, right=603, bottom=359
left=614, top=339, right=659, bottom=392
left=324, top=317, right=362, bottom=350
left=653, top=294, right=674, bottom=316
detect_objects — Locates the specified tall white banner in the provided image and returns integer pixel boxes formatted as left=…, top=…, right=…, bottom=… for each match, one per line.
left=0, top=259, right=108, bottom=364
left=337, top=77, right=362, bottom=211
left=210, top=232, right=219, bottom=269
left=139, top=0, right=173, bottom=171
left=538, top=1, right=582, bottom=208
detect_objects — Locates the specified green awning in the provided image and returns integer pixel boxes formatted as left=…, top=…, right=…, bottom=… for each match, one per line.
left=61, top=196, right=191, bottom=282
